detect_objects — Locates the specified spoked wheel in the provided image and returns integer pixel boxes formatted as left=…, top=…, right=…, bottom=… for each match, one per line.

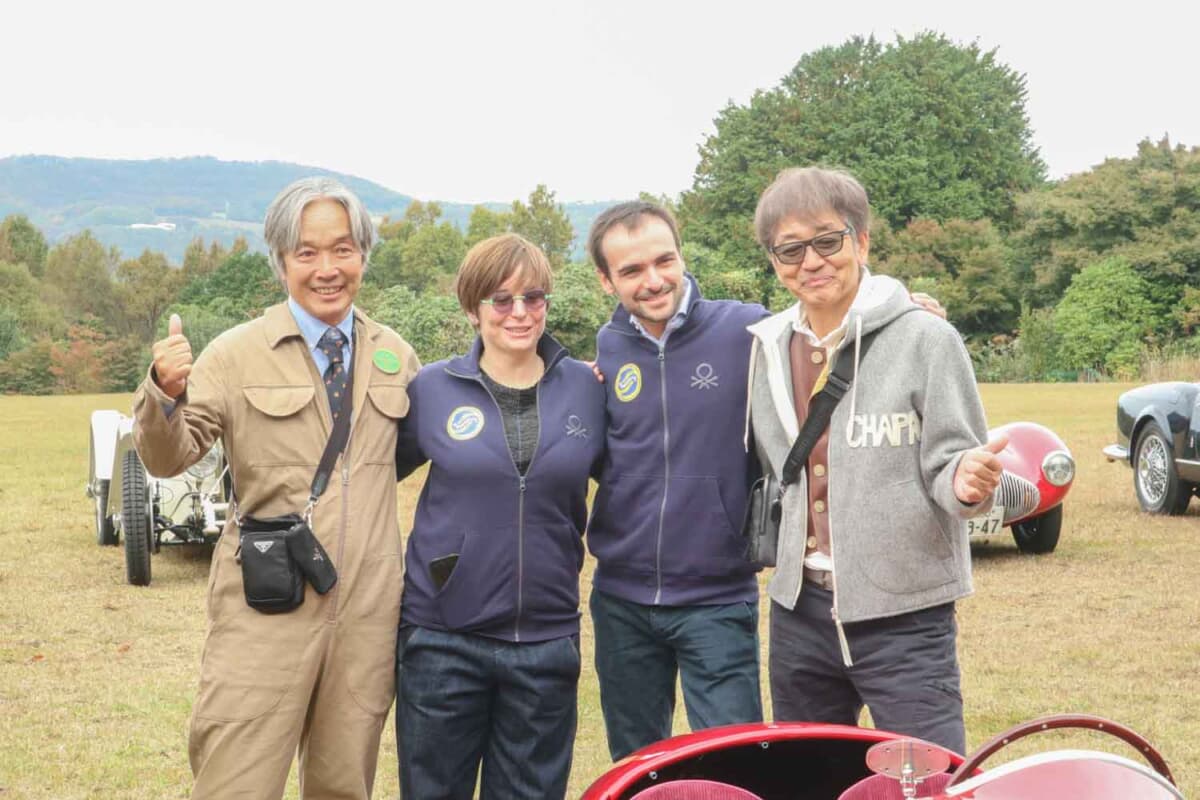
left=1134, top=423, right=1191, bottom=515
left=121, top=450, right=153, bottom=586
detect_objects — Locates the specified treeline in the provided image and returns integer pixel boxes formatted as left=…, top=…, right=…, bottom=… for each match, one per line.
left=672, top=33, right=1200, bottom=381
left=2, top=31, right=1199, bottom=393
left=0, top=185, right=613, bottom=395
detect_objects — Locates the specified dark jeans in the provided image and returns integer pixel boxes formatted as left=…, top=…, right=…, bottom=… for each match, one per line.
left=394, top=626, right=580, bottom=800
left=590, top=588, right=763, bottom=761
left=769, top=587, right=965, bottom=754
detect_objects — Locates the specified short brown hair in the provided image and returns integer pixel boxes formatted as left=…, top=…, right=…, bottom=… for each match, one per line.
left=587, top=201, right=682, bottom=276
left=454, top=233, right=555, bottom=313
left=754, top=167, right=871, bottom=249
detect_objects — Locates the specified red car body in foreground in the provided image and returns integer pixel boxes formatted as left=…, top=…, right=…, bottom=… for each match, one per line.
left=581, top=715, right=1181, bottom=800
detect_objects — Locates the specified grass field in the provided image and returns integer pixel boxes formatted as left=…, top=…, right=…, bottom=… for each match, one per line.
left=1, top=384, right=1197, bottom=798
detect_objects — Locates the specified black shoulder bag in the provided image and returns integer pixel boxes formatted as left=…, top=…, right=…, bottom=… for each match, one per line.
left=743, top=332, right=876, bottom=568
left=235, top=365, right=351, bottom=614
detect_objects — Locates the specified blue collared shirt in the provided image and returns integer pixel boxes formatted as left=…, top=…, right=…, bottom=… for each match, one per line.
left=629, top=279, right=693, bottom=346
left=287, top=297, right=354, bottom=375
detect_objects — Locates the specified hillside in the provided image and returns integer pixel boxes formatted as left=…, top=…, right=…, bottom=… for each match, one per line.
left=0, top=155, right=610, bottom=262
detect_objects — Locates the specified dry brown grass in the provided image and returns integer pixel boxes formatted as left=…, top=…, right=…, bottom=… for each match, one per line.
left=1140, top=352, right=1200, bottom=384
left=0, top=385, right=1196, bottom=798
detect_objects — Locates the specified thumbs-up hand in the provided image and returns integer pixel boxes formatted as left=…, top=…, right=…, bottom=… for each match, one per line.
left=953, top=433, right=1008, bottom=505
left=151, top=313, right=192, bottom=399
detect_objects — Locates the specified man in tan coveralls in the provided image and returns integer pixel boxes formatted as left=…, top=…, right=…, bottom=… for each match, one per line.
left=133, top=177, right=419, bottom=799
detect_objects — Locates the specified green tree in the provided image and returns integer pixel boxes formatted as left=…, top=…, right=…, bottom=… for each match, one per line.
left=0, top=307, right=25, bottom=361
left=0, top=338, right=56, bottom=395
left=681, top=241, right=769, bottom=305
left=159, top=303, right=242, bottom=360
left=681, top=32, right=1045, bottom=272
left=368, top=286, right=475, bottom=362
left=42, top=231, right=121, bottom=327
left=398, top=223, right=466, bottom=293
left=178, top=251, right=284, bottom=319
left=0, top=215, right=49, bottom=276
left=466, top=206, right=513, bottom=248
left=546, top=261, right=613, bottom=360
left=510, top=185, right=574, bottom=269
left=1012, top=137, right=1200, bottom=321
left=1053, top=257, right=1156, bottom=376
left=115, top=249, right=184, bottom=341
left=0, top=261, right=64, bottom=339
left=877, top=218, right=1016, bottom=340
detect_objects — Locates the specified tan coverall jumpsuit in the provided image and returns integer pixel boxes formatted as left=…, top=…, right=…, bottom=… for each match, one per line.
left=134, top=303, right=419, bottom=799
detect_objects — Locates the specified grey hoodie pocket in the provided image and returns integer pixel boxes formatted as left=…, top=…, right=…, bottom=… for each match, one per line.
left=860, top=479, right=956, bottom=594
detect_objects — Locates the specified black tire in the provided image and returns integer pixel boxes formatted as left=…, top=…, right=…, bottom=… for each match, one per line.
left=94, top=479, right=118, bottom=546
left=121, top=450, right=152, bottom=586
left=1012, top=504, right=1062, bottom=554
left=1134, top=422, right=1191, bottom=515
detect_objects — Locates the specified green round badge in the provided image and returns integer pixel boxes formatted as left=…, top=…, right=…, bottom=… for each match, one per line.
left=373, top=348, right=402, bottom=374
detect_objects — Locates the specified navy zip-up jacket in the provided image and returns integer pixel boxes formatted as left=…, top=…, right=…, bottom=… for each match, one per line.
left=397, top=334, right=606, bottom=642
left=588, top=275, right=770, bottom=606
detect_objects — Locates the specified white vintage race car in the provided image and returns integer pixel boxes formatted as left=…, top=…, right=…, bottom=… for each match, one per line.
left=86, top=410, right=229, bottom=586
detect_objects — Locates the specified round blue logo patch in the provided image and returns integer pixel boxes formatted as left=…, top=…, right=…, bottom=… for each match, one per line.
left=446, top=406, right=485, bottom=441
left=615, top=363, right=642, bottom=403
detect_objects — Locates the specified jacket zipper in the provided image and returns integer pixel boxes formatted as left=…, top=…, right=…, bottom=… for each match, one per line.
left=828, top=472, right=852, bottom=667
left=329, top=438, right=351, bottom=622
left=474, top=374, right=542, bottom=643
left=654, top=346, right=670, bottom=605
left=825, top=351, right=852, bottom=667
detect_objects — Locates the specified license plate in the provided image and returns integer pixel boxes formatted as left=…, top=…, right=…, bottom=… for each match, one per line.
left=966, top=505, right=1005, bottom=536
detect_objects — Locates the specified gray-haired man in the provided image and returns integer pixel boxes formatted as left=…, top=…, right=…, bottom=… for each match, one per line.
left=134, top=177, right=419, bottom=799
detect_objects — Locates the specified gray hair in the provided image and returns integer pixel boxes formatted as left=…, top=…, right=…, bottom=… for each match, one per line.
left=754, top=167, right=871, bottom=249
left=263, top=176, right=376, bottom=280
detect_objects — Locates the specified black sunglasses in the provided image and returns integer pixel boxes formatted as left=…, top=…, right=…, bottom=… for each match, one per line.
left=480, top=289, right=551, bottom=315
left=768, top=228, right=852, bottom=265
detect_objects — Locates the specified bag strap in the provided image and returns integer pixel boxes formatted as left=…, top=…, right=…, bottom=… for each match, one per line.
left=780, top=330, right=876, bottom=487
left=306, top=339, right=356, bottom=515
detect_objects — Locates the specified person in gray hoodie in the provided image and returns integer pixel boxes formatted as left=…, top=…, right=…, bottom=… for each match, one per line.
left=746, top=167, right=1005, bottom=753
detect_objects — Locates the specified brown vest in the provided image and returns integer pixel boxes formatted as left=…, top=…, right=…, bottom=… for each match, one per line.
left=789, top=332, right=832, bottom=561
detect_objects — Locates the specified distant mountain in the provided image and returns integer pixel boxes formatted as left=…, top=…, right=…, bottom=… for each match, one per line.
left=0, top=155, right=612, bottom=263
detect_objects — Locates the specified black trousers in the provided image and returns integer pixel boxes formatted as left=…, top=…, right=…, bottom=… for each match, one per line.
left=769, top=586, right=965, bottom=754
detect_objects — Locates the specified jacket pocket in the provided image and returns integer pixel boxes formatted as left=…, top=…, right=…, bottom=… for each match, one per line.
left=588, top=472, right=664, bottom=568
left=522, top=522, right=585, bottom=626
left=663, top=475, right=745, bottom=575
left=240, top=384, right=317, bottom=467
left=859, top=478, right=957, bottom=594
left=361, top=383, right=410, bottom=465
left=435, top=527, right=518, bottom=632
left=192, top=606, right=306, bottom=722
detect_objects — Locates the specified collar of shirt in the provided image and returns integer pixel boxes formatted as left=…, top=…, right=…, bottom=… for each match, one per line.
left=287, top=297, right=354, bottom=374
left=791, top=279, right=869, bottom=349
left=630, top=278, right=693, bottom=345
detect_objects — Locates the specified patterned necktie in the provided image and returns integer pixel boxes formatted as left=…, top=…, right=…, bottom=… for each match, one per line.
left=317, top=327, right=349, bottom=423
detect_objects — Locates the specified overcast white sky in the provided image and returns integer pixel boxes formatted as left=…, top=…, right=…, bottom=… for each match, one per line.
left=2, top=0, right=1197, bottom=203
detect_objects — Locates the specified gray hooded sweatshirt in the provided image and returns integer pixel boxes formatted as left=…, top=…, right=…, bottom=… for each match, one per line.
left=746, top=272, right=991, bottom=648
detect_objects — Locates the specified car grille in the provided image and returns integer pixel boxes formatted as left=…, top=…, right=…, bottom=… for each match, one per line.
left=996, top=472, right=1040, bottom=523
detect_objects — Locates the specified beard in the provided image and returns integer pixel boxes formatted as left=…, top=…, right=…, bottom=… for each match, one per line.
left=630, top=283, right=680, bottom=323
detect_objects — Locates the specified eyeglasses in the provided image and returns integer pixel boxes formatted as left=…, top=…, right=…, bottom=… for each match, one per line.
left=479, top=289, right=551, bottom=315
left=768, top=228, right=852, bottom=265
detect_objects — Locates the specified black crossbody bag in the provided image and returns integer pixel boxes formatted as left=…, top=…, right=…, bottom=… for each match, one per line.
left=234, top=363, right=352, bottom=614
left=743, top=332, right=876, bottom=567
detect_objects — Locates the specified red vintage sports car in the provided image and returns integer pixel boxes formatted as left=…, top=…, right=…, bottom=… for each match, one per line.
left=969, top=422, right=1075, bottom=554
left=581, top=714, right=1180, bottom=799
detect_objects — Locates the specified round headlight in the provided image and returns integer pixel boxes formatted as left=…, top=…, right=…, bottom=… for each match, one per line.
left=186, top=447, right=221, bottom=480
left=1041, top=450, right=1075, bottom=487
